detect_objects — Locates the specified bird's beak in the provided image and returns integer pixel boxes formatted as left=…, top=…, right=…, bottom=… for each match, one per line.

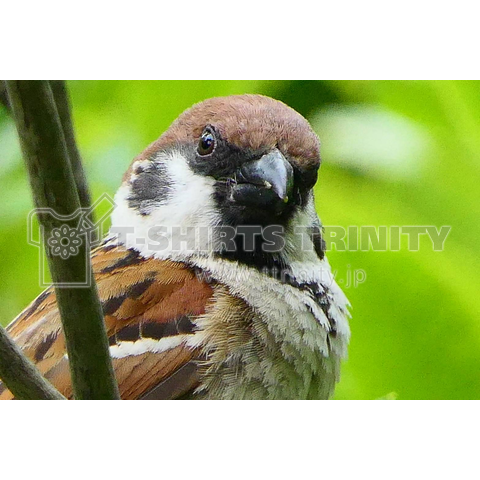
left=232, top=149, right=294, bottom=210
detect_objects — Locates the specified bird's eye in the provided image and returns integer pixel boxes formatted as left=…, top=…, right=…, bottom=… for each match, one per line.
left=197, top=129, right=216, bottom=156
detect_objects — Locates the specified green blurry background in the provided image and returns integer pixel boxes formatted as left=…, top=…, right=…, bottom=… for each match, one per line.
left=1, top=81, right=479, bottom=399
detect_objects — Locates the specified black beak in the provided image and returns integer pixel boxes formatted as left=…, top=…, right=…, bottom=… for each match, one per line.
left=231, top=149, right=294, bottom=212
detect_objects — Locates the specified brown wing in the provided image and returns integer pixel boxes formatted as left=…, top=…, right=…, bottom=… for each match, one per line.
left=0, top=244, right=214, bottom=400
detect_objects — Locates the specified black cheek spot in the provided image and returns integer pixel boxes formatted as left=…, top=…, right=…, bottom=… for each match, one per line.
left=127, top=162, right=171, bottom=215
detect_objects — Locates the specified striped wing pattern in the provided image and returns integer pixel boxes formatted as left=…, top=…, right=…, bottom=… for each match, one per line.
left=0, top=244, right=214, bottom=400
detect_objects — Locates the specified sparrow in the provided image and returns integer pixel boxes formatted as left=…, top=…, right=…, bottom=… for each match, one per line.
left=0, top=94, right=350, bottom=400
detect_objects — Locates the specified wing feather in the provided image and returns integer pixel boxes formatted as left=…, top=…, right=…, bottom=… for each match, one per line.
left=0, top=244, right=214, bottom=400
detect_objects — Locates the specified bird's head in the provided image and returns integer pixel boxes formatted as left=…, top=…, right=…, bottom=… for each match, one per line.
left=111, top=94, right=325, bottom=269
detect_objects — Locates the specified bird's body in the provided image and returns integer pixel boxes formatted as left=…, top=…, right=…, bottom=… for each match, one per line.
left=0, top=94, right=350, bottom=400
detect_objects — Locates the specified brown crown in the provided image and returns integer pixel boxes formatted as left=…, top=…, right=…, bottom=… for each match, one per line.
left=126, top=94, right=320, bottom=180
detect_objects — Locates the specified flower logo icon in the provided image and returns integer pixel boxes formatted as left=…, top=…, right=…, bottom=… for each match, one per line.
left=47, top=225, right=82, bottom=259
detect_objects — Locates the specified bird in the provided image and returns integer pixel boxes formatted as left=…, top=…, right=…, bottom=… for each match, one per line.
left=0, top=94, right=350, bottom=400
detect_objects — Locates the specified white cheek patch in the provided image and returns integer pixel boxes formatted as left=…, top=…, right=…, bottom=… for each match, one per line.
left=109, top=150, right=221, bottom=260
left=162, top=151, right=218, bottom=226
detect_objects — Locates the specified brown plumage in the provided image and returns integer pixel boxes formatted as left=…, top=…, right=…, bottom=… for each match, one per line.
left=0, top=244, right=214, bottom=400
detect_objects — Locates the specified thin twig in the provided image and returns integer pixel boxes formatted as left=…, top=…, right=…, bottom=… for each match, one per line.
left=49, top=80, right=92, bottom=212
left=0, top=325, right=65, bottom=400
left=0, top=80, right=11, bottom=112
left=6, top=80, right=120, bottom=400
left=2, top=81, right=93, bottom=216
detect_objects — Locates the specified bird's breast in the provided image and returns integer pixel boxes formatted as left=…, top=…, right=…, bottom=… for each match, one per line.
left=189, top=257, right=350, bottom=399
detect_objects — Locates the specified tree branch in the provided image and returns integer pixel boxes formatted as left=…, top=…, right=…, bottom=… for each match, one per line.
left=0, top=80, right=11, bottom=112
left=49, top=81, right=92, bottom=212
left=0, top=325, right=65, bottom=400
left=6, top=80, right=120, bottom=400
left=2, top=80, right=94, bottom=221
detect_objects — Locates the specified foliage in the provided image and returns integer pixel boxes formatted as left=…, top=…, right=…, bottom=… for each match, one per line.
left=1, top=80, right=478, bottom=399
